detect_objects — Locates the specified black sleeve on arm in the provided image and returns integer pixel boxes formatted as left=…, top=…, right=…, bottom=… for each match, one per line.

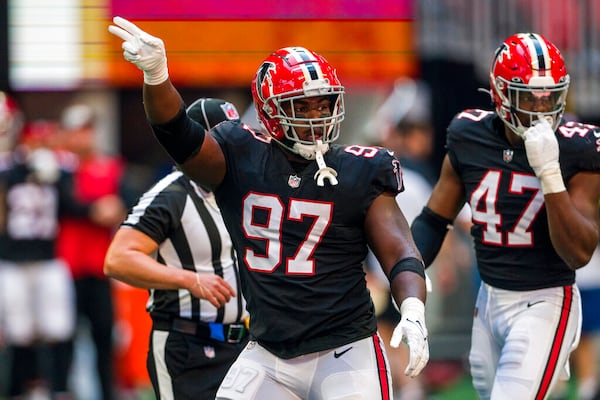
left=410, top=206, right=453, bottom=268
left=151, top=106, right=206, bottom=164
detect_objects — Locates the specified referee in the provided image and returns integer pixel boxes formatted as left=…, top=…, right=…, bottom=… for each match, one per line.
left=104, top=98, right=248, bottom=399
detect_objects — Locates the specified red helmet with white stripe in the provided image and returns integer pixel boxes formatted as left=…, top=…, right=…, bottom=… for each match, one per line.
left=489, top=33, right=569, bottom=136
left=251, top=46, right=345, bottom=159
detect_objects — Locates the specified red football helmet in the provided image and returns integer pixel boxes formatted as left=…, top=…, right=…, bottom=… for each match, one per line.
left=489, top=33, right=569, bottom=136
left=0, top=91, right=24, bottom=152
left=251, top=47, right=345, bottom=159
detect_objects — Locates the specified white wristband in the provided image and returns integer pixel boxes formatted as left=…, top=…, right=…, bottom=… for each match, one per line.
left=540, top=167, right=566, bottom=194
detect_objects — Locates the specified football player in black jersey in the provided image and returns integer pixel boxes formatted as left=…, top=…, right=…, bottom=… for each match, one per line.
left=410, top=33, right=600, bottom=400
left=109, top=16, right=429, bottom=400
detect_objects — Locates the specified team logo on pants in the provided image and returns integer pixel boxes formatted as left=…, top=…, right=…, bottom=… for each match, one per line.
left=204, top=346, right=215, bottom=359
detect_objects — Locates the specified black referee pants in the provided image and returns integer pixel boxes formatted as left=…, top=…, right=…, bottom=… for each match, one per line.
left=147, top=329, right=247, bottom=400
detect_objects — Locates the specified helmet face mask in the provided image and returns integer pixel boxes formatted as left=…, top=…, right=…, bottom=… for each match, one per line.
left=277, top=93, right=341, bottom=144
left=251, top=47, right=345, bottom=159
left=507, top=83, right=568, bottom=130
left=489, top=33, right=569, bottom=137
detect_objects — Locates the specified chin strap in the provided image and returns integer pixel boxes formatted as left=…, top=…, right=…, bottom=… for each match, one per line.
left=313, top=140, right=338, bottom=186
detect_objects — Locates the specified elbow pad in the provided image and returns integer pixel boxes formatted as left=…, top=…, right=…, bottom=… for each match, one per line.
left=410, top=207, right=453, bottom=267
left=151, top=106, right=205, bottom=164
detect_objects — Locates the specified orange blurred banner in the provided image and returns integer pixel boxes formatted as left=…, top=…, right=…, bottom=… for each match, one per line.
left=106, top=19, right=417, bottom=87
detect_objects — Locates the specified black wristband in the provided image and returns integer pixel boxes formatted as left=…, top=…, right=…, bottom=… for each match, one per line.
left=151, top=106, right=206, bottom=164
left=388, top=257, right=426, bottom=283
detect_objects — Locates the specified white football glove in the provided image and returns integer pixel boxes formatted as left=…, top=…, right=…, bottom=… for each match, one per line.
left=390, top=297, right=429, bottom=378
left=523, top=117, right=565, bottom=194
left=108, top=17, right=169, bottom=85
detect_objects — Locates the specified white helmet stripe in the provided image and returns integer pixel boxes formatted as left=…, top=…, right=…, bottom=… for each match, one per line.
left=284, top=47, right=323, bottom=81
left=519, top=33, right=551, bottom=76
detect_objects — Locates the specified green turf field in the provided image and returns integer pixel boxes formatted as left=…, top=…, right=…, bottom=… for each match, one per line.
left=428, top=373, right=578, bottom=400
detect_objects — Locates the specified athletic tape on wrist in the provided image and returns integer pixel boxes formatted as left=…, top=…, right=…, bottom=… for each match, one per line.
left=540, top=169, right=566, bottom=194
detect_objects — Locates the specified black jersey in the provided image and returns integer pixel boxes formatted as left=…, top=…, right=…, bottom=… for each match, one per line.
left=0, top=152, right=89, bottom=262
left=122, top=170, right=246, bottom=325
left=211, top=122, right=403, bottom=359
left=447, top=109, right=600, bottom=291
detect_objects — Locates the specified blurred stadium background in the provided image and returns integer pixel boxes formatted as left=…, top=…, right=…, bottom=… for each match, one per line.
left=1, top=1, right=599, bottom=399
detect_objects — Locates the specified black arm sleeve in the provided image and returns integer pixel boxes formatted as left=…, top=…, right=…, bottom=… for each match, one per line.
left=410, top=206, right=453, bottom=268
left=151, top=106, right=206, bottom=164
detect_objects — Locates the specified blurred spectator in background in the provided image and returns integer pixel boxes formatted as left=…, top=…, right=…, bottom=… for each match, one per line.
left=0, top=91, right=22, bottom=396
left=365, top=78, right=437, bottom=185
left=0, top=92, right=120, bottom=399
left=56, top=103, right=127, bottom=400
left=0, top=117, right=74, bottom=400
left=0, top=92, right=23, bottom=156
left=364, top=79, right=475, bottom=400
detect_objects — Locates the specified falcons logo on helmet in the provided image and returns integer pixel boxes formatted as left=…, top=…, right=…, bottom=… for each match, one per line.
left=254, top=62, right=276, bottom=108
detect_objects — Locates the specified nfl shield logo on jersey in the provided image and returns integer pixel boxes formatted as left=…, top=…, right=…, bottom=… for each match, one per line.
left=503, top=149, right=514, bottom=163
left=288, top=175, right=301, bottom=188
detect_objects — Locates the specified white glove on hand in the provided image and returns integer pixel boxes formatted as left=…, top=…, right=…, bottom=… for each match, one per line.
left=108, top=17, right=169, bottom=85
left=390, top=297, right=429, bottom=378
left=523, top=117, right=565, bottom=194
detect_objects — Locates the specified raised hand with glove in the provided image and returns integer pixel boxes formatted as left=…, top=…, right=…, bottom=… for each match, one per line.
left=108, top=17, right=169, bottom=85
left=390, top=297, right=429, bottom=378
left=523, top=116, right=566, bottom=194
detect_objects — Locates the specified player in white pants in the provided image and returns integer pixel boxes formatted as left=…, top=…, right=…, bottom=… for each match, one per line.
left=469, top=283, right=581, bottom=399
left=217, top=334, right=393, bottom=400
left=0, top=259, right=75, bottom=345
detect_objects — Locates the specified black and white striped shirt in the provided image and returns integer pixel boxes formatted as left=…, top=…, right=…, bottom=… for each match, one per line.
left=122, top=170, right=247, bottom=324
